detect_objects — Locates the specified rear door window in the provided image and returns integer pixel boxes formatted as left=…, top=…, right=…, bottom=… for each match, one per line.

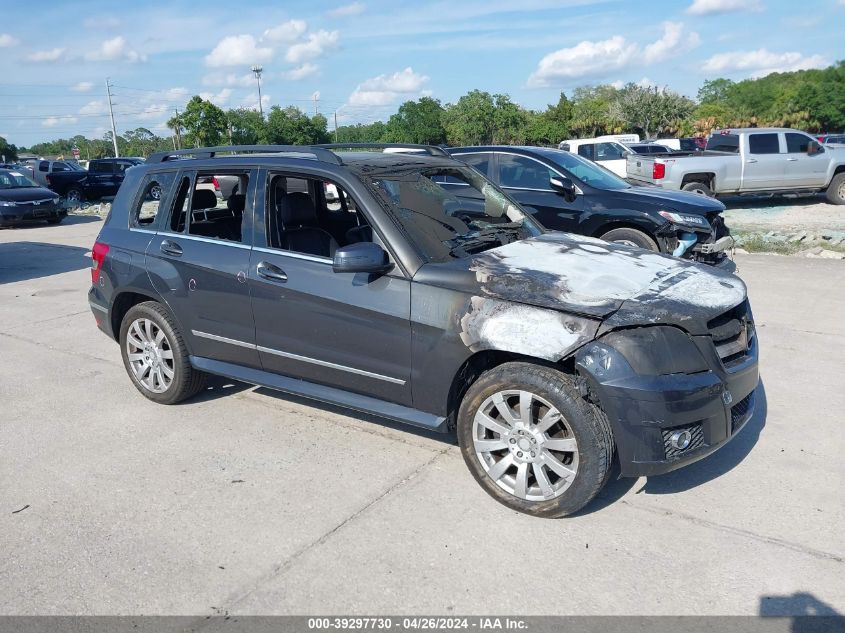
left=748, top=133, right=780, bottom=155
left=577, top=144, right=594, bottom=160
left=131, top=172, right=177, bottom=229
left=497, top=154, right=556, bottom=190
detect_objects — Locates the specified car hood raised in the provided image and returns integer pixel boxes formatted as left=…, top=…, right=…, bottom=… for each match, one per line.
left=418, top=232, right=746, bottom=334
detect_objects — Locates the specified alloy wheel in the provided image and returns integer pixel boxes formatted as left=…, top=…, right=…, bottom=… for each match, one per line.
left=472, top=390, right=579, bottom=501
left=125, top=318, right=175, bottom=393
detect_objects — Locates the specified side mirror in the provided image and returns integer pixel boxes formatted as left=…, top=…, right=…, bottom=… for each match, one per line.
left=808, top=140, right=823, bottom=155
left=550, top=176, right=577, bottom=202
left=332, top=242, right=393, bottom=275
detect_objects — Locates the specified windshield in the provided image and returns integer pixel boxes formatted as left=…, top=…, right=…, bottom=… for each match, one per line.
left=367, top=165, right=542, bottom=262
left=535, top=148, right=631, bottom=191
left=0, top=170, right=40, bottom=189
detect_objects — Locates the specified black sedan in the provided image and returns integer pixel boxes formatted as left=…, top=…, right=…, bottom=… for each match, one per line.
left=0, top=168, right=66, bottom=227
left=445, top=146, right=733, bottom=267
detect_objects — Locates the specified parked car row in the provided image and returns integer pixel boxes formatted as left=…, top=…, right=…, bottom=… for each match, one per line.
left=88, top=143, right=758, bottom=518
left=45, top=157, right=145, bottom=203
left=0, top=167, right=65, bottom=227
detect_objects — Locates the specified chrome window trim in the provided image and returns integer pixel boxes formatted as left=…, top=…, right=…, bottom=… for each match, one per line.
left=157, top=231, right=252, bottom=250
left=190, top=329, right=405, bottom=384
left=129, top=227, right=158, bottom=234
left=253, top=246, right=331, bottom=264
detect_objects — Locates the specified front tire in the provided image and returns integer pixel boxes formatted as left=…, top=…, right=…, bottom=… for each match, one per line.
left=457, top=362, right=614, bottom=518
left=825, top=173, right=845, bottom=205
left=65, top=188, right=83, bottom=205
left=119, top=301, right=206, bottom=405
left=599, top=227, right=659, bottom=251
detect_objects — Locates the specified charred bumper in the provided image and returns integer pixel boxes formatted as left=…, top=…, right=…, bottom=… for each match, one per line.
left=575, top=323, right=759, bottom=477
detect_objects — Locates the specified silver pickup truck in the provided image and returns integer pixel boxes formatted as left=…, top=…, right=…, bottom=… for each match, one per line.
left=626, top=127, right=845, bottom=205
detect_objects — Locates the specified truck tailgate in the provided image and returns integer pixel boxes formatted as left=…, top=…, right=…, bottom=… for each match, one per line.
left=626, top=154, right=656, bottom=182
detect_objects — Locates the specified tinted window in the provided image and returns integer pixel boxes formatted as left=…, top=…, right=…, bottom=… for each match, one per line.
left=39, top=161, right=49, bottom=172
left=706, top=134, right=740, bottom=152
left=497, top=155, right=556, bottom=190
left=90, top=161, right=111, bottom=173
left=52, top=163, right=70, bottom=172
left=131, top=172, right=177, bottom=228
left=594, top=142, right=626, bottom=161
left=785, top=133, right=811, bottom=153
left=748, top=133, right=780, bottom=154
left=535, top=148, right=630, bottom=191
left=442, top=153, right=491, bottom=184
left=577, top=144, right=593, bottom=159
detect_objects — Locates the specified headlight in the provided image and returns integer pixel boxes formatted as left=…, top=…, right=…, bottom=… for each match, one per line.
left=659, top=210, right=709, bottom=229
left=601, top=326, right=708, bottom=375
left=0, top=200, right=16, bottom=207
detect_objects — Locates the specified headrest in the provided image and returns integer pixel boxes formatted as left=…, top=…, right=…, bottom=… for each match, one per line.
left=278, top=192, right=316, bottom=226
left=227, top=194, right=246, bottom=214
left=191, top=188, right=218, bottom=210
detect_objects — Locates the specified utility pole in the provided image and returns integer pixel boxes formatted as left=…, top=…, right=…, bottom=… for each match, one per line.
left=314, top=93, right=318, bottom=116
left=334, top=111, right=339, bottom=143
left=105, top=78, right=119, bottom=157
left=251, top=65, right=264, bottom=119
left=173, top=107, right=181, bottom=150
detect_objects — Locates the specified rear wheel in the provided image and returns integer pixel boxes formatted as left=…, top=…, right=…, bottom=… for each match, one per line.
left=682, top=181, right=714, bottom=197
left=825, top=173, right=845, bottom=205
left=119, top=301, right=206, bottom=405
left=457, top=362, right=614, bottom=518
left=65, top=188, right=83, bottom=205
left=599, top=227, right=659, bottom=251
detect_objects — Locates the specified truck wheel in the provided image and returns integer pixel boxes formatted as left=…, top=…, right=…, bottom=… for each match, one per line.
left=119, top=301, right=207, bottom=405
left=825, top=173, right=845, bottom=205
left=599, top=227, right=659, bottom=251
left=65, top=188, right=83, bottom=205
left=682, top=181, right=714, bottom=197
left=457, top=362, right=614, bottom=518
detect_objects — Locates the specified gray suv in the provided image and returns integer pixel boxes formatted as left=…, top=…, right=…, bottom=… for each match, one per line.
left=88, top=144, right=759, bottom=517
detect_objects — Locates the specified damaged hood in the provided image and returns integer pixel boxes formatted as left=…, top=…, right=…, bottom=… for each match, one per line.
left=417, top=232, right=746, bottom=334
left=618, top=186, right=726, bottom=216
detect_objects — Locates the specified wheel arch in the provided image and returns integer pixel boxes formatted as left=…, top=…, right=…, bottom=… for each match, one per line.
left=680, top=172, right=716, bottom=189
left=110, top=290, right=166, bottom=342
left=591, top=220, right=660, bottom=243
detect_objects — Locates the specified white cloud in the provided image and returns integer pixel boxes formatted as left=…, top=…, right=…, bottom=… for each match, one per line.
left=79, top=100, right=108, bottom=115
left=262, top=20, right=307, bottom=43
left=85, top=36, right=146, bottom=62
left=71, top=81, right=94, bottom=92
left=26, top=48, right=65, bottom=62
left=702, top=48, right=828, bottom=77
left=0, top=33, right=18, bottom=48
left=687, top=0, right=763, bottom=15
left=327, top=2, right=365, bottom=17
left=198, top=88, right=233, bottom=107
left=285, top=30, right=339, bottom=63
left=528, top=22, right=699, bottom=87
left=205, top=34, right=273, bottom=67
left=202, top=72, right=255, bottom=88
left=349, top=67, right=430, bottom=106
left=43, top=116, right=78, bottom=128
left=283, top=63, right=320, bottom=80
left=241, top=93, right=271, bottom=113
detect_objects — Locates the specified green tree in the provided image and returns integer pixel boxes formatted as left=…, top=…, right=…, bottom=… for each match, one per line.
left=492, top=94, right=528, bottom=144
left=226, top=108, right=268, bottom=144
left=570, top=85, right=621, bottom=137
left=383, top=97, right=447, bottom=144
left=123, top=127, right=162, bottom=157
left=172, top=96, right=227, bottom=148
left=697, top=78, right=734, bottom=105
left=524, top=92, right=573, bottom=145
left=441, top=90, right=496, bottom=145
left=266, top=106, right=330, bottom=145
left=0, top=136, right=19, bottom=161
left=610, top=84, right=695, bottom=138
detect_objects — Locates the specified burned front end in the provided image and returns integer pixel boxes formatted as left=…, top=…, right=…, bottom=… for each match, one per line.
left=575, top=300, right=758, bottom=477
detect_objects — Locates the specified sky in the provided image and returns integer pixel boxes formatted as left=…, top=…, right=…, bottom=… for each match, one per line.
left=0, top=0, right=842, bottom=147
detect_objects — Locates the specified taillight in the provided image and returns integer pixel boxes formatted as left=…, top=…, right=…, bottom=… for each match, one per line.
left=91, top=242, right=109, bottom=284
left=653, top=162, right=666, bottom=180
left=46, top=175, right=52, bottom=185
left=212, top=177, right=220, bottom=189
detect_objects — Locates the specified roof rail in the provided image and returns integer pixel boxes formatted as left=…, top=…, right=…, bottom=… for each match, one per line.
left=314, top=143, right=450, bottom=158
left=146, top=145, right=344, bottom=165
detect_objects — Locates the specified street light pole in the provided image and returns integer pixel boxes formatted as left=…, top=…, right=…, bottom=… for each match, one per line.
left=251, top=65, right=264, bottom=119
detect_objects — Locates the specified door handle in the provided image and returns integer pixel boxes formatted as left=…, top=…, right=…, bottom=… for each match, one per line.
left=257, top=261, right=288, bottom=282
left=160, top=239, right=182, bottom=257
left=746, top=158, right=758, bottom=163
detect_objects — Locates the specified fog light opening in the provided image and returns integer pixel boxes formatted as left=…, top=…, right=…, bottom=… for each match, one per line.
left=669, top=429, right=692, bottom=451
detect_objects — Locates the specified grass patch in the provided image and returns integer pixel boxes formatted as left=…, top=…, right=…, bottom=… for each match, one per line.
left=736, top=234, right=801, bottom=255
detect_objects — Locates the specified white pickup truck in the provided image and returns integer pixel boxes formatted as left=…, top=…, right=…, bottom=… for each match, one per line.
left=626, top=127, right=845, bottom=204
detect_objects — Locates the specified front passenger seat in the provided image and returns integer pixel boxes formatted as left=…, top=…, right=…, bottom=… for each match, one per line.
left=276, top=192, right=339, bottom=258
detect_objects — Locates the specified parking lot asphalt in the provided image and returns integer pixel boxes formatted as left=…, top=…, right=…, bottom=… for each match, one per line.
left=1, top=215, right=843, bottom=616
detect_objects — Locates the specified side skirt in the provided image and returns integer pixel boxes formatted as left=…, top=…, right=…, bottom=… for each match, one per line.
left=189, top=356, right=449, bottom=433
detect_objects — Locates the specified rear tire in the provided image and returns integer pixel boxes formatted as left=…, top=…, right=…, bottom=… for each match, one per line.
left=599, top=227, right=659, bottom=251
left=682, top=181, right=714, bottom=197
left=65, top=188, right=83, bottom=206
left=119, top=301, right=206, bottom=405
left=825, top=173, right=845, bottom=205
left=457, top=362, right=614, bottom=518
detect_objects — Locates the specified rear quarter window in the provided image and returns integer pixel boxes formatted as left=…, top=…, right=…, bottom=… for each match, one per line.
left=706, top=134, right=740, bottom=153
left=130, top=172, right=177, bottom=229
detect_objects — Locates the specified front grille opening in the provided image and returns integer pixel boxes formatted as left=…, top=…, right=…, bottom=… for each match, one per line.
left=708, top=301, right=752, bottom=366
left=731, top=391, right=755, bottom=433
left=662, top=422, right=705, bottom=460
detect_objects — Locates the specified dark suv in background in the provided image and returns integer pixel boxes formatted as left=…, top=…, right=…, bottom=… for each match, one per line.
left=88, top=144, right=758, bottom=517
left=47, top=157, right=144, bottom=203
left=447, top=146, right=732, bottom=266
